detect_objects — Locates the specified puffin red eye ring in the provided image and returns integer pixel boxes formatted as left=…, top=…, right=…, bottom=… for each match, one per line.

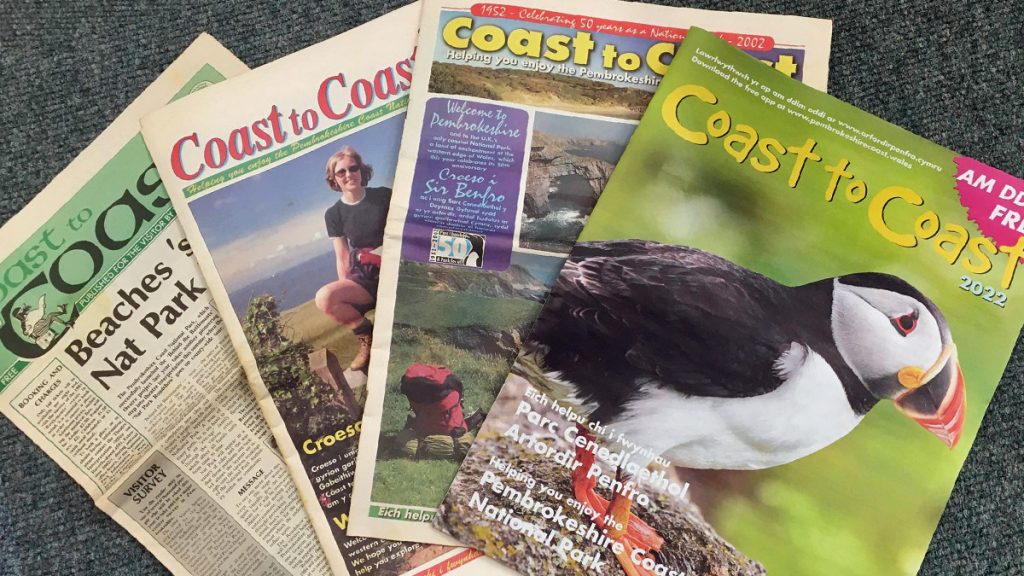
left=891, top=311, right=919, bottom=336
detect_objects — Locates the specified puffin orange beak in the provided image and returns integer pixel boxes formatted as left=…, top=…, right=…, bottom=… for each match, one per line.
left=894, top=351, right=966, bottom=449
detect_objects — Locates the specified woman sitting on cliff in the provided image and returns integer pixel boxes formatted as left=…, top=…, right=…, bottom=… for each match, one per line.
left=314, top=146, right=391, bottom=372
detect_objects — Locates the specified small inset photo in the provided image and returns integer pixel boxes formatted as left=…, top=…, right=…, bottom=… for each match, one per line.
left=429, top=228, right=486, bottom=268
left=520, top=112, right=635, bottom=253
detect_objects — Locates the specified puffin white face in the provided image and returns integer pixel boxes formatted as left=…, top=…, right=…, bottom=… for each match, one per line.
left=831, top=279, right=943, bottom=390
left=830, top=277, right=966, bottom=448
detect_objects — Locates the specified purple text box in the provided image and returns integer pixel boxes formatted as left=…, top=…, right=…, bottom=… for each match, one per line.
left=402, top=97, right=528, bottom=270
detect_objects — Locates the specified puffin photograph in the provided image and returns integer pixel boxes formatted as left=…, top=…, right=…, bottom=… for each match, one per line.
left=515, top=239, right=966, bottom=576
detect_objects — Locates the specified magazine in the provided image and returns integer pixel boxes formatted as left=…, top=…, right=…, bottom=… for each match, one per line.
left=349, top=0, right=833, bottom=545
left=433, top=27, right=1024, bottom=576
left=0, top=35, right=339, bottom=576
left=140, top=5, right=495, bottom=575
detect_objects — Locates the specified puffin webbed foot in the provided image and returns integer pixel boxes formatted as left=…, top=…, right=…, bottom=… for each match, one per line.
left=570, top=424, right=664, bottom=575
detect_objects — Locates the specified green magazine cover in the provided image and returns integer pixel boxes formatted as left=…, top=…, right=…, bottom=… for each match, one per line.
left=433, top=27, right=1024, bottom=576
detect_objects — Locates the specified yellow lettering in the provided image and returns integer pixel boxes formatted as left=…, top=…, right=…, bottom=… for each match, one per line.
left=544, top=35, right=572, bottom=61
left=775, top=54, right=799, bottom=77
left=823, top=159, right=853, bottom=201
left=914, top=211, right=941, bottom=239
left=472, top=25, right=506, bottom=52
left=999, top=236, right=1024, bottom=289
left=442, top=16, right=473, bottom=49
left=785, top=138, right=821, bottom=188
left=751, top=138, right=785, bottom=173
left=707, top=110, right=731, bottom=138
left=332, top=513, right=349, bottom=530
left=869, top=186, right=921, bottom=247
left=661, top=84, right=717, bottom=145
left=963, top=236, right=996, bottom=275
left=845, top=180, right=868, bottom=203
left=723, top=124, right=758, bottom=163
left=571, top=32, right=596, bottom=65
left=508, top=28, right=542, bottom=57
left=933, top=224, right=969, bottom=265
left=617, top=52, right=641, bottom=72
left=645, top=43, right=676, bottom=76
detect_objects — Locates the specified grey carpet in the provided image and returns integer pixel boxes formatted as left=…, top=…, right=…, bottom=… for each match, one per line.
left=1, top=1, right=1021, bottom=574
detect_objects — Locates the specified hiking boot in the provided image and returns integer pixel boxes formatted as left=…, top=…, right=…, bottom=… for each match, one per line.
left=465, top=409, right=487, bottom=430
left=350, top=333, right=372, bottom=372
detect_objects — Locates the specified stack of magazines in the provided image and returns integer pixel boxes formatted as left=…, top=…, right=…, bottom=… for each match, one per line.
left=2, top=1, right=1021, bottom=575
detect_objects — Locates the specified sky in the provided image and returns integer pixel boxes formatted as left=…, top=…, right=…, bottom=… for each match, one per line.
left=534, top=110, right=637, bottom=141
left=190, top=113, right=405, bottom=292
left=510, top=250, right=564, bottom=287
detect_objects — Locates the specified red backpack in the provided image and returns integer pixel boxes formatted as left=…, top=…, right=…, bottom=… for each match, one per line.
left=400, top=364, right=468, bottom=436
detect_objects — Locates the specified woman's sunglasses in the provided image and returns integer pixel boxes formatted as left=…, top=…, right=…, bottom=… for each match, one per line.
left=335, top=166, right=361, bottom=175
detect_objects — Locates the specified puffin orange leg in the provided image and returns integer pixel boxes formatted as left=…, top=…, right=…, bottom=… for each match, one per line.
left=571, top=423, right=599, bottom=505
left=605, top=469, right=660, bottom=576
left=571, top=425, right=665, bottom=555
left=571, top=423, right=616, bottom=524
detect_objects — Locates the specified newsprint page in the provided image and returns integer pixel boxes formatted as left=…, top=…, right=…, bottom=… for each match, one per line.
left=141, top=5, right=496, bottom=576
left=349, top=0, right=833, bottom=545
left=0, top=35, right=333, bottom=576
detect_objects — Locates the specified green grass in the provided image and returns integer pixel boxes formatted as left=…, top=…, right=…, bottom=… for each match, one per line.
left=392, top=283, right=540, bottom=330
left=382, top=327, right=516, bottom=431
left=370, top=287, right=542, bottom=508
left=370, top=457, right=463, bottom=510
left=371, top=327, right=517, bottom=507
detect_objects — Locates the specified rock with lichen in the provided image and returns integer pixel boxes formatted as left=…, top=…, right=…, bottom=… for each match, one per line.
left=525, top=131, right=616, bottom=219
left=434, top=375, right=765, bottom=576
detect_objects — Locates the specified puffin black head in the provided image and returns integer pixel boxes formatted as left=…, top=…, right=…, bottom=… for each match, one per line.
left=830, top=273, right=965, bottom=448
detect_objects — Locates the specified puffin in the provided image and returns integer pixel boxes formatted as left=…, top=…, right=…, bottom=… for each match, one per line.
left=514, top=239, right=965, bottom=576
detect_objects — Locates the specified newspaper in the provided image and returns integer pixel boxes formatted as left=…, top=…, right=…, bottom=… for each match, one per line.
left=349, top=0, right=833, bottom=545
left=434, top=27, right=1024, bottom=576
left=140, top=5, right=495, bottom=575
left=0, top=35, right=336, bottom=576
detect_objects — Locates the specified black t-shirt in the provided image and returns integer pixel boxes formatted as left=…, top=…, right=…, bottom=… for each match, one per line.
left=324, top=187, right=392, bottom=249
